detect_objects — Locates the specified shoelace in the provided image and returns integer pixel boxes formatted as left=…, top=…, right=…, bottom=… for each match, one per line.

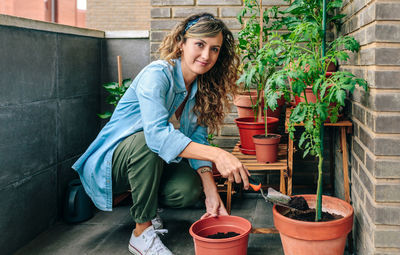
left=154, top=229, right=168, bottom=235
left=144, top=229, right=170, bottom=254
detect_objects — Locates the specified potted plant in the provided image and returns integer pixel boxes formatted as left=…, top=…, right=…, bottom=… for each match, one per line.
left=98, top=78, right=132, bottom=119
left=264, top=0, right=368, bottom=253
left=250, top=40, right=285, bottom=163
left=234, top=0, right=281, bottom=155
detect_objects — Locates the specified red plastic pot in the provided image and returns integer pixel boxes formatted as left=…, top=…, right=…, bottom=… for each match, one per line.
left=234, top=117, right=279, bottom=155
left=189, top=215, right=252, bottom=255
left=273, top=194, right=354, bottom=255
left=252, top=134, right=281, bottom=163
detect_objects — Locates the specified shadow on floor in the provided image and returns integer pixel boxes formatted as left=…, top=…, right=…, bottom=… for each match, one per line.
left=15, top=192, right=285, bottom=255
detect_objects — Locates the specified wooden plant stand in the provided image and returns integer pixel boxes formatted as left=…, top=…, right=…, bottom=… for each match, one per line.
left=218, top=141, right=288, bottom=234
left=285, top=108, right=352, bottom=203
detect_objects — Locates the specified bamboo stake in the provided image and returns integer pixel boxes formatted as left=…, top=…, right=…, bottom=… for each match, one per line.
left=259, top=1, right=263, bottom=50
left=117, top=55, right=122, bottom=87
left=257, top=1, right=264, bottom=123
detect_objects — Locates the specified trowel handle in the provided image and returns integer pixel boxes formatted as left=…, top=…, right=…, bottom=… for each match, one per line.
left=248, top=176, right=261, bottom=191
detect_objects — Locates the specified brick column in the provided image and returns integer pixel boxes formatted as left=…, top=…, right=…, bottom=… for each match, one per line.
left=338, top=0, right=400, bottom=254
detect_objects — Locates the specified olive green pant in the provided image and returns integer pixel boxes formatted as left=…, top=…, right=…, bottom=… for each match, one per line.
left=112, top=131, right=202, bottom=223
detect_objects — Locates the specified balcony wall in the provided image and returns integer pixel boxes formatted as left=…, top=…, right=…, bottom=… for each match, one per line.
left=0, top=14, right=149, bottom=255
left=335, top=0, right=400, bottom=254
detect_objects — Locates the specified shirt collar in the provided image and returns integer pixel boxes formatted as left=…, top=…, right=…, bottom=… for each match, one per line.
left=173, top=58, right=198, bottom=99
left=173, top=58, right=187, bottom=94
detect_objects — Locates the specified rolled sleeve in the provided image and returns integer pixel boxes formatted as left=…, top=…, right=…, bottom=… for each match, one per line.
left=188, top=125, right=213, bottom=170
left=136, top=67, right=191, bottom=163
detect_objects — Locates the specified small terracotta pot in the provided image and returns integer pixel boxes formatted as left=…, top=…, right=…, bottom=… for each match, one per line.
left=273, top=194, right=354, bottom=255
left=234, top=117, right=279, bottom=154
left=252, top=134, right=281, bottom=163
left=189, top=215, right=252, bottom=255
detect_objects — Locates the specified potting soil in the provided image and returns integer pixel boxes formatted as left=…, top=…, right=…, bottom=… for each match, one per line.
left=288, top=196, right=310, bottom=211
left=285, top=210, right=343, bottom=222
left=206, top=232, right=240, bottom=239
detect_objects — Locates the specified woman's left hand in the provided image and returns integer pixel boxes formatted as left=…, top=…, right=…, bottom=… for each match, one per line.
left=200, top=191, right=228, bottom=219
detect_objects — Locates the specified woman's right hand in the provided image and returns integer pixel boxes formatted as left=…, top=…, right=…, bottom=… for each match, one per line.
left=214, top=148, right=250, bottom=190
left=178, top=142, right=250, bottom=189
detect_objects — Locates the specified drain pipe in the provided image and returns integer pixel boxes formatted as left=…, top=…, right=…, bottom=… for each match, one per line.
left=51, top=0, right=56, bottom=22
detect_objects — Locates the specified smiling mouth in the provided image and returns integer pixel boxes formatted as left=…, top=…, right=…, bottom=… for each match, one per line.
left=196, top=60, right=208, bottom=66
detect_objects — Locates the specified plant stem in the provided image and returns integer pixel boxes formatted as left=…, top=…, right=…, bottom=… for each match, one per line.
left=315, top=153, right=323, bottom=222
left=264, top=97, right=268, bottom=136
left=315, top=125, right=325, bottom=222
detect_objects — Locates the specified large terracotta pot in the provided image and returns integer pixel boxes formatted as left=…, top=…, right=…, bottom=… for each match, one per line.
left=252, top=134, right=281, bottom=163
left=233, top=91, right=284, bottom=118
left=234, top=117, right=279, bottom=155
left=273, top=194, right=354, bottom=255
left=189, top=215, right=252, bottom=255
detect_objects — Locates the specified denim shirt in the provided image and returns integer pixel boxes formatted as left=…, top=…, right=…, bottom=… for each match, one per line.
left=72, top=59, right=212, bottom=211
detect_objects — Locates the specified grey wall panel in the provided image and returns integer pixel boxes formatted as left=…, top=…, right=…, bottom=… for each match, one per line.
left=0, top=101, right=57, bottom=187
left=0, top=26, right=56, bottom=106
left=0, top=168, right=57, bottom=255
left=57, top=95, right=100, bottom=162
left=57, top=34, right=101, bottom=98
left=102, top=38, right=150, bottom=83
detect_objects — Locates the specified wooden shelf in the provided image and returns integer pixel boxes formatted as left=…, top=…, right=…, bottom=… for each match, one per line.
left=232, top=143, right=287, bottom=171
left=220, top=141, right=289, bottom=215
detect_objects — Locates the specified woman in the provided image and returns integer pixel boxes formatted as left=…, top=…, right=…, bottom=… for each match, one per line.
left=72, top=13, right=250, bottom=255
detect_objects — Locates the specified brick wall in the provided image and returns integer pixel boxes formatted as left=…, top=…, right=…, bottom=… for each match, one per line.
left=337, top=0, right=400, bottom=254
left=0, top=0, right=50, bottom=22
left=86, top=0, right=150, bottom=30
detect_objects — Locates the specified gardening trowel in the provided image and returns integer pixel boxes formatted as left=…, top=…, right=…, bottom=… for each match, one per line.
left=248, top=176, right=310, bottom=213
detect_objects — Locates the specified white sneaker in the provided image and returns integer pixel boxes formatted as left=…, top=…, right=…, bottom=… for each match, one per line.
left=128, top=225, right=173, bottom=255
left=151, top=213, right=163, bottom=230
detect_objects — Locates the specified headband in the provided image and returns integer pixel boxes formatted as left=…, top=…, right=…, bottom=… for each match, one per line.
left=183, top=14, right=215, bottom=34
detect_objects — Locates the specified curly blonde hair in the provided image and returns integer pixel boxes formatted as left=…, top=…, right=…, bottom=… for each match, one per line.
left=158, top=13, right=239, bottom=134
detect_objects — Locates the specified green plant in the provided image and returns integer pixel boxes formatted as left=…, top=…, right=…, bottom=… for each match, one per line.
left=207, top=133, right=219, bottom=147
left=98, top=78, right=132, bottom=119
left=236, top=0, right=280, bottom=123
left=265, top=0, right=368, bottom=221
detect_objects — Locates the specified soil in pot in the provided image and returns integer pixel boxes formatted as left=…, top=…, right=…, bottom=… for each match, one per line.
left=288, top=196, right=309, bottom=211
left=284, top=210, right=343, bottom=222
left=283, top=196, right=343, bottom=222
left=253, top=134, right=280, bottom=139
left=206, top=232, right=240, bottom=239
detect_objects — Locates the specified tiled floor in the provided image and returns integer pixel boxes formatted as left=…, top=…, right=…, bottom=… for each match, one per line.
left=15, top=192, right=285, bottom=255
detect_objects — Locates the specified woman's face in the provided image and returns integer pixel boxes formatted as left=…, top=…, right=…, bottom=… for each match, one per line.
left=180, top=32, right=223, bottom=83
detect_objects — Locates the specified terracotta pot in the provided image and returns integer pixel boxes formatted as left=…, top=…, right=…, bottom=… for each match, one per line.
left=273, top=194, right=354, bottom=255
left=252, top=134, right=281, bottom=163
left=326, top=61, right=337, bottom=72
left=234, top=117, right=279, bottom=155
left=293, top=73, right=334, bottom=105
left=233, top=91, right=284, bottom=118
left=189, top=215, right=252, bottom=255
